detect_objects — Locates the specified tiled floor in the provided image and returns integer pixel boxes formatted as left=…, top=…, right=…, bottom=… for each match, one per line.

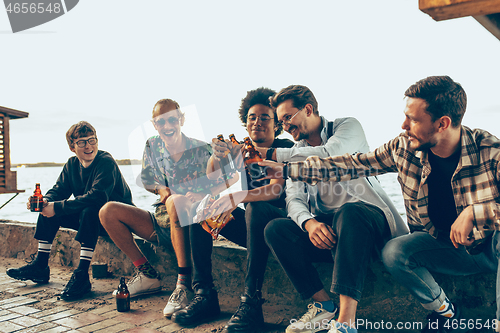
left=0, top=257, right=291, bottom=333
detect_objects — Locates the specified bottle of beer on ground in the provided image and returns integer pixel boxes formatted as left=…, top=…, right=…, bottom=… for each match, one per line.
left=243, top=137, right=266, bottom=179
left=115, top=277, right=130, bottom=312
left=30, top=183, right=44, bottom=212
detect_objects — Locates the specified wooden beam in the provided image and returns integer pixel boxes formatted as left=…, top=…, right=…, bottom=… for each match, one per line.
left=419, top=0, right=500, bottom=21
left=474, top=13, right=500, bottom=40
left=0, top=106, right=28, bottom=119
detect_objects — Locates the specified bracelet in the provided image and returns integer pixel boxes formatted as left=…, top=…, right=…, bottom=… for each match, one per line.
left=282, top=162, right=289, bottom=180
left=266, top=148, right=275, bottom=161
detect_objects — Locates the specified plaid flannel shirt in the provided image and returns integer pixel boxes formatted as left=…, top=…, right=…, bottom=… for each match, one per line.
left=288, top=126, right=500, bottom=241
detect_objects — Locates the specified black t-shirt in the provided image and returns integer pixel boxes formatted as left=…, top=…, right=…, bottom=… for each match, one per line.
left=242, top=138, right=294, bottom=209
left=427, top=149, right=461, bottom=235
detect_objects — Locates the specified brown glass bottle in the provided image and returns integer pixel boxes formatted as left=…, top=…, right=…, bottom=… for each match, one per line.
left=229, top=134, right=240, bottom=146
left=116, top=277, right=130, bottom=312
left=217, top=134, right=231, bottom=158
left=217, top=134, right=236, bottom=172
left=243, top=137, right=267, bottom=179
left=30, top=183, right=44, bottom=212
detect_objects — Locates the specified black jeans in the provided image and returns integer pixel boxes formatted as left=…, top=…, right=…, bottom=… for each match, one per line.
left=34, top=207, right=107, bottom=248
left=191, top=206, right=247, bottom=289
left=244, top=201, right=288, bottom=295
left=190, top=201, right=287, bottom=293
left=264, top=202, right=390, bottom=301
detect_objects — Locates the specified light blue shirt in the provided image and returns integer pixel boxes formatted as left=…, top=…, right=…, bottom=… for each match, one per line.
left=277, top=116, right=408, bottom=238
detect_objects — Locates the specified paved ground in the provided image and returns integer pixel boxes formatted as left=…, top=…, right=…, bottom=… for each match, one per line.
left=0, top=257, right=295, bottom=333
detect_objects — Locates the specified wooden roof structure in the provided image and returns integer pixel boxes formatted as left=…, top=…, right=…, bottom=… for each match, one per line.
left=420, top=0, right=500, bottom=41
left=0, top=106, right=29, bottom=194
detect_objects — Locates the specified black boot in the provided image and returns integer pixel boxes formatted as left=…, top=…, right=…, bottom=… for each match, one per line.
left=60, top=269, right=91, bottom=301
left=224, top=292, right=265, bottom=333
left=6, top=255, right=50, bottom=284
left=171, top=286, right=220, bottom=326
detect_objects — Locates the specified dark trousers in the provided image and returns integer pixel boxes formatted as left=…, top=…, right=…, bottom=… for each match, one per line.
left=34, top=207, right=106, bottom=248
left=190, top=201, right=287, bottom=293
left=244, top=201, right=288, bottom=295
left=264, top=202, right=390, bottom=301
left=191, top=207, right=247, bottom=289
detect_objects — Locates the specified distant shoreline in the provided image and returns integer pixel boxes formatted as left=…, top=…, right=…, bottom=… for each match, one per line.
left=12, top=159, right=142, bottom=168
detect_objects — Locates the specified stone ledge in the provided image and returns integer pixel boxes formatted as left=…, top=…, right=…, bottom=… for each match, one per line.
left=0, top=220, right=495, bottom=327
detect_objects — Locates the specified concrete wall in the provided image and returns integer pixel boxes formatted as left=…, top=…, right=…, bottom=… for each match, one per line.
left=0, top=221, right=495, bottom=329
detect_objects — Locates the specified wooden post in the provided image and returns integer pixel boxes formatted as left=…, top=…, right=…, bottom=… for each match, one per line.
left=0, top=107, right=29, bottom=194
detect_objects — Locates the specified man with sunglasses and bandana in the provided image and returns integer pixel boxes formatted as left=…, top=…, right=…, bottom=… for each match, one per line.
left=7, top=121, right=133, bottom=301
left=253, top=85, right=407, bottom=333
left=169, top=88, right=294, bottom=331
left=99, top=99, right=237, bottom=318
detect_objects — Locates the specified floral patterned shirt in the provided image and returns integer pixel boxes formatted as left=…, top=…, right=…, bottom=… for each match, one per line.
left=141, top=134, right=230, bottom=196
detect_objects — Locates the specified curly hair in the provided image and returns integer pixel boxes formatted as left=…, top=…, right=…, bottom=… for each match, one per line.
left=270, top=85, right=319, bottom=115
left=405, top=76, right=466, bottom=128
left=66, top=121, right=96, bottom=149
left=238, top=87, right=283, bottom=137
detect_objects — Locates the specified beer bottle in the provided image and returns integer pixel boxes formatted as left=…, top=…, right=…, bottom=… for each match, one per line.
left=115, top=277, right=130, bottom=312
left=229, top=134, right=240, bottom=146
left=243, top=137, right=266, bottom=179
left=217, top=134, right=235, bottom=171
left=30, top=183, right=44, bottom=212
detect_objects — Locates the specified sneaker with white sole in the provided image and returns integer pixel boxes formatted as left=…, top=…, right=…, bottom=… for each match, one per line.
left=163, top=285, right=192, bottom=318
left=286, top=302, right=338, bottom=333
left=328, top=321, right=358, bottom=333
left=112, top=271, right=161, bottom=298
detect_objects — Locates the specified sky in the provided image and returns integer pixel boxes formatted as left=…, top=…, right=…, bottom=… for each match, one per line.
left=1, top=0, right=500, bottom=164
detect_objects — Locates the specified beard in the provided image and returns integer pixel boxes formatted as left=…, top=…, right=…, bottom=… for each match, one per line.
left=288, top=125, right=309, bottom=141
left=414, top=140, right=437, bottom=151
left=407, top=131, right=437, bottom=151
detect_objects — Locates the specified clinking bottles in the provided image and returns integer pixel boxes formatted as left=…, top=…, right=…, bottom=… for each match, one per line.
left=115, top=277, right=130, bottom=312
left=217, top=134, right=235, bottom=171
left=229, top=134, right=240, bottom=146
left=30, top=183, right=44, bottom=212
left=243, top=137, right=267, bottom=179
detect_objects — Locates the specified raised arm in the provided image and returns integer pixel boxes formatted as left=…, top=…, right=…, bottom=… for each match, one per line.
left=260, top=137, right=401, bottom=185
left=275, top=118, right=369, bottom=162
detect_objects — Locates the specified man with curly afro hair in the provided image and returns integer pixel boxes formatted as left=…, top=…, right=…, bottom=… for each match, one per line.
left=170, top=88, right=293, bottom=332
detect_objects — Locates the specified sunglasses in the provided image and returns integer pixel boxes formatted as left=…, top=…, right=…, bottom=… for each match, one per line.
left=151, top=116, right=180, bottom=127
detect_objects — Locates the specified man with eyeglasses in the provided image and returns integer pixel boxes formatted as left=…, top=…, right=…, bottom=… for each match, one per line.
left=7, top=121, right=133, bottom=301
left=99, top=98, right=239, bottom=319
left=252, top=85, right=407, bottom=333
left=169, top=87, right=294, bottom=331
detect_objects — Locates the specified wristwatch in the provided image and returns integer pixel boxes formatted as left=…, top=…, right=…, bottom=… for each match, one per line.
left=282, top=162, right=289, bottom=180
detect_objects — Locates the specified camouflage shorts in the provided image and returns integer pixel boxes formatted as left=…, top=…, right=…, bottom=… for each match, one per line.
left=149, top=204, right=171, bottom=247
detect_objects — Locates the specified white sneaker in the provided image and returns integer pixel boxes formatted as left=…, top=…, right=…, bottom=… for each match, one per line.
left=286, top=302, right=337, bottom=333
left=113, top=271, right=161, bottom=298
left=163, top=285, right=192, bottom=318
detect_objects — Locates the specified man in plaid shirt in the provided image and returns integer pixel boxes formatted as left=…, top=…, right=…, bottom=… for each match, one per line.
left=261, top=76, right=499, bottom=332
